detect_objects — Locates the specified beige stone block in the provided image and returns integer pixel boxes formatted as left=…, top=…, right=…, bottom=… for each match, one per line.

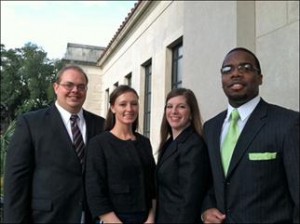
left=256, top=1, right=287, bottom=36
left=288, top=1, right=299, bottom=23
left=257, top=22, right=299, bottom=111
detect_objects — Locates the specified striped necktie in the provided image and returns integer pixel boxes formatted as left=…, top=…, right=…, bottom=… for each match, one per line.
left=70, top=115, right=85, bottom=165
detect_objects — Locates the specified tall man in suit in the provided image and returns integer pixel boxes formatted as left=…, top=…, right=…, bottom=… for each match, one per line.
left=4, top=65, right=105, bottom=223
left=201, top=47, right=299, bottom=223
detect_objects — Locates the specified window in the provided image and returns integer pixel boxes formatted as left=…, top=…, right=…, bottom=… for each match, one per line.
left=125, top=73, right=132, bottom=86
left=105, top=88, right=110, bottom=113
left=143, top=62, right=152, bottom=137
left=171, top=42, right=183, bottom=89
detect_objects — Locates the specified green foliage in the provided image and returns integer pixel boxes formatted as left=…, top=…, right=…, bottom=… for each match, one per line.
left=0, top=120, right=16, bottom=224
left=1, top=42, right=65, bottom=129
left=0, top=41, right=66, bottom=165
left=0, top=120, right=16, bottom=178
left=0, top=42, right=65, bottom=222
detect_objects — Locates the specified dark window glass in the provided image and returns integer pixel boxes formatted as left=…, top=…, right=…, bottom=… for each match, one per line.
left=126, top=73, right=132, bottom=86
left=144, top=62, right=152, bottom=137
left=172, top=43, right=183, bottom=89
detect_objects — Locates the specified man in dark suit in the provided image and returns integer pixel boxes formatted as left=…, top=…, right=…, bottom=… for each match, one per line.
left=201, top=47, right=299, bottom=223
left=4, top=65, right=105, bottom=223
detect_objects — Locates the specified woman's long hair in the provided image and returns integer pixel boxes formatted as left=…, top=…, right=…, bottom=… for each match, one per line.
left=104, top=85, right=139, bottom=132
left=158, top=88, right=203, bottom=154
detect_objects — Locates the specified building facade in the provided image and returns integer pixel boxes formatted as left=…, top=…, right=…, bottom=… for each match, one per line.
left=63, top=43, right=105, bottom=115
left=84, top=1, right=299, bottom=152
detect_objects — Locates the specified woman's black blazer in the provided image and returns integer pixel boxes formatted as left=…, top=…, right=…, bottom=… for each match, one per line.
left=85, top=131, right=156, bottom=220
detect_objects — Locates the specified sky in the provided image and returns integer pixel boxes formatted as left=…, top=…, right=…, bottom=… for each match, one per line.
left=1, top=1, right=138, bottom=59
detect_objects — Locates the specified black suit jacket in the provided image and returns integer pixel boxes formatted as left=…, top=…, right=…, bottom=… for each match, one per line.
left=85, top=131, right=156, bottom=220
left=155, top=126, right=211, bottom=223
left=202, top=99, right=299, bottom=223
left=4, top=104, right=105, bottom=223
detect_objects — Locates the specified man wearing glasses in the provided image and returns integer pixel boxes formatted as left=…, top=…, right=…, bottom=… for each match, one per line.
left=201, top=47, right=299, bottom=223
left=4, top=65, right=105, bottom=223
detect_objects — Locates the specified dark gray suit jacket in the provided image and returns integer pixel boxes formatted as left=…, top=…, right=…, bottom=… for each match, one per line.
left=4, top=104, right=105, bottom=223
left=202, top=99, right=299, bottom=223
left=156, top=126, right=211, bottom=223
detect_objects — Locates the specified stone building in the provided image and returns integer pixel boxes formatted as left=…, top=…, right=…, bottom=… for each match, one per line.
left=63, top=43, right=105, bottom=115
left=66, top=1, right=299, bottom=153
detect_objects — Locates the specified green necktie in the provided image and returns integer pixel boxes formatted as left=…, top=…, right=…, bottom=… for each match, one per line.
left=221, top=109, right=240, bottom=176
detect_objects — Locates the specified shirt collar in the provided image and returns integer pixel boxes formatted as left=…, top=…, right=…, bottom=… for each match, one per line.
left=55, top=101, right=84, bottom=123
left=225, top=95, right=261, bottom=122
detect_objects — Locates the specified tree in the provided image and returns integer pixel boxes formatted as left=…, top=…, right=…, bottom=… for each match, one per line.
left=0, top=43, right=65, bottom=222
left=1, top=44, right=25, bottom=126
left=0, top=43, right=65, bottom=131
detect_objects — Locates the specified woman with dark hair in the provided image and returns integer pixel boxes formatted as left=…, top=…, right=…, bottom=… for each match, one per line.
left=85, top=85, right=156, bottom=223
left=155, top=88, right=211, bottom=223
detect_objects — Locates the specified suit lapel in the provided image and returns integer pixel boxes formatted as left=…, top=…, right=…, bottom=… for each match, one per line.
left=227, top=100, right=267, bottom=177
left=83, top=110, right=91, bottom=141
left=157, top=126, right=194, bottom=169
left=157, top=139, right=177, bottom=169
left=48, top=105, right=75, bottom=150
left=47, top=105, right=85, bottom=169
left=211, top=112, right=228, bottom=179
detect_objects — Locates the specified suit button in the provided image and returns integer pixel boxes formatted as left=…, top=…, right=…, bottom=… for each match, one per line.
left=226, top=181, right=230, bottom=185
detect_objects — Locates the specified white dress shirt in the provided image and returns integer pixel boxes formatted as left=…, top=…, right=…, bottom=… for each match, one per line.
left=55, top=101, right=87, bottom=144
left=220, top=96, right=261, bottom=148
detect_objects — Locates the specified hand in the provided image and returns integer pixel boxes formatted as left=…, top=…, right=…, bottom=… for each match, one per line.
left=99, top=212, right=122, bottom=223
left=202, top=208, right=226, bottom=223
left=144, top=199, right=156, bottom=223
left=144, top=216, right=154, bottom=224
left=144, top=208, right=155, bottom=223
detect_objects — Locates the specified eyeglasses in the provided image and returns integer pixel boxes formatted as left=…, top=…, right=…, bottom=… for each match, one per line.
left=220, top=63, right=260, bottom=75
left=58, top=82, right=87, bottom=92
